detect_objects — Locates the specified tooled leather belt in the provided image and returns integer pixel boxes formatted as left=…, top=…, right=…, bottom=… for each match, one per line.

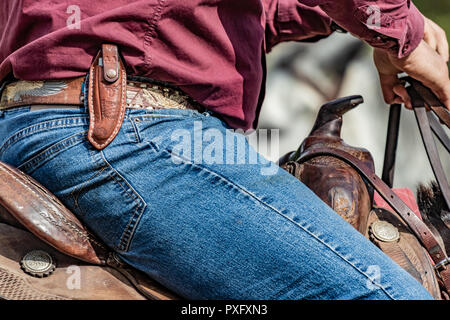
left=0, top=77, right=201, bottom=111
left=0, top=44, right=204, bottom=150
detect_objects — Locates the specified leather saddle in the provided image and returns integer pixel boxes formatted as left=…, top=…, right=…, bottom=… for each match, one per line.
left=280, top=90, right=449, bottom=300
left=0, top=161, right=179, bottom=300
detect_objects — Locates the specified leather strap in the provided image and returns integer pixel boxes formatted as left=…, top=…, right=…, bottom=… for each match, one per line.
left=295, top=147, right=450, bottom=294
left=428, top=111, right=450, bottom=153
left=409, top=87, right=450, bottom=296
left=381, top=104, right=401, bottom=188
left=406, top=77, right=450, bottom=128
left=407, top=86, right=450, bottom=211
left=102, top=44, right=120, bottom=83
left=413, top=108, right=450, bottom=213
left=430, top=106, right=450, bottom=128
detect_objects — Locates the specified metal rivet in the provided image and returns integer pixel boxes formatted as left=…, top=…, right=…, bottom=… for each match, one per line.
left=106, top=69, right=117, bottom=79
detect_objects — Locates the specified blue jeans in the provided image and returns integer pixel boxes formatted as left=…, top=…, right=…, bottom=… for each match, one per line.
left=0, top=105, right=433, bottom=300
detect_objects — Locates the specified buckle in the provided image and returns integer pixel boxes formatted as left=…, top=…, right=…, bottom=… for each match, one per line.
left=434, top=257, right=450, bottom=271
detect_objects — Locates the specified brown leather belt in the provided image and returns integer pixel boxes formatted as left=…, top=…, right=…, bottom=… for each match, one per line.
left=0, top=44, right=204, bottom=150
left=0, top=77, right=201, bottom=112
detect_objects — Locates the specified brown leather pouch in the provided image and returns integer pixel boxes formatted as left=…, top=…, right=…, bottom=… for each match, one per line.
left=88, top=44, right=127, bottom=149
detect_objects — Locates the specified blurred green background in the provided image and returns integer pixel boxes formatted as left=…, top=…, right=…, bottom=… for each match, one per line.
left=414, top=0, right=450, bottom=65
left=415, top=0, right=450, bottom=35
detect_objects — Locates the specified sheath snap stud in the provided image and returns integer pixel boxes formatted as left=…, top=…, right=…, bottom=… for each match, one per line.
left=106, top=69, right=117, bottom=79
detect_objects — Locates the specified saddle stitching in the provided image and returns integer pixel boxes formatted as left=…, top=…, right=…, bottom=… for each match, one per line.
left=0, top=165, right=106, bottom=250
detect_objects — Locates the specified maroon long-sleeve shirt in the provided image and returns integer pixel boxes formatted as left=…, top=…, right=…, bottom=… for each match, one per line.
left=0, top=0, right=424, bottom=129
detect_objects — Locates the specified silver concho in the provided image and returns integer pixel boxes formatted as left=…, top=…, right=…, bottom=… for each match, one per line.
left=370, top=221, right=400, bottom=243
left=20, top=250, right=56, bottom=278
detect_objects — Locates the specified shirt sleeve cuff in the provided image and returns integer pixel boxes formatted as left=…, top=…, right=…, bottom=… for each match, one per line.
left=397, top=2, right=424, bottom=58
left=352, top=1, right=424, bottom=58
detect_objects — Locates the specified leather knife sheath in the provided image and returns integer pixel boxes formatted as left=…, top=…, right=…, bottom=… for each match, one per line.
left=88, top=44, right=127, bottom=150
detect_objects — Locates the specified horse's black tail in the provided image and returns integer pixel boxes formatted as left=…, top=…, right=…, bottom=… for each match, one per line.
left=417, top=181, right=450, bottom=255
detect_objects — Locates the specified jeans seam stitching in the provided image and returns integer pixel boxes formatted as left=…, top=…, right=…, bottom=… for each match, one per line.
left=97, top=151, right=147, bottom=252
left=128, top=117, right=141, bottom=143
left=0, top=117, right=88, bottom=156
left=119, top=201, right=146, bottom=252
left=129, top=114, right=199, bottom=122
left=165, top=150, right=397, bottom=300
left=18, top=131, right=88, bottom=173
left=71, top=166, right=107, bottom=214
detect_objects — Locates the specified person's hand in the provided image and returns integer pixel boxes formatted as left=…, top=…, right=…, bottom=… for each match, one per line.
left=373, top=16, right=450, bottom=110
left=423, top=17, right=449, bottom=62
left=373, top=40, right=450, bottom=110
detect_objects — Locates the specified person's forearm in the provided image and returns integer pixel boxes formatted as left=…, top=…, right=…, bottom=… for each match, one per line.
left=300, top=0, right=425, bottom=58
